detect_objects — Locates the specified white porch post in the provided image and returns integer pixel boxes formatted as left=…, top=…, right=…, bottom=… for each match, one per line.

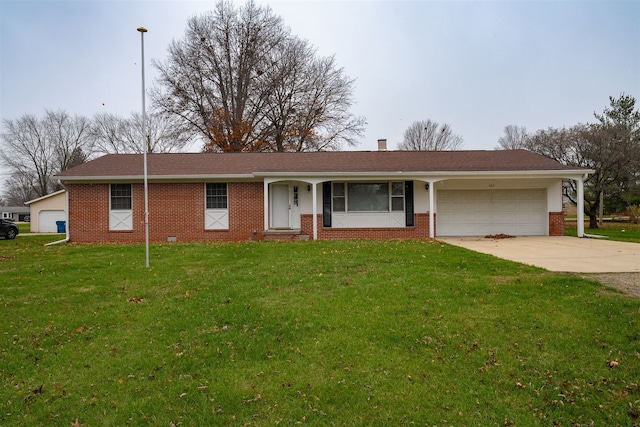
left=428, top=181, right=435, bottom=238
left=263, top=181, right=269, bottom=232
left=576, top=176, right=585, bottom=238
left=312, top=183, right=318, bottom=240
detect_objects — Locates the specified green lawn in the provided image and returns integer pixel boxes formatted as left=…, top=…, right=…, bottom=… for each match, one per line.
left=16, top=223, right=30, bottom=235
left=565, top=219, right=640, bottom=243
left=1, top=237, right=639, bottom=426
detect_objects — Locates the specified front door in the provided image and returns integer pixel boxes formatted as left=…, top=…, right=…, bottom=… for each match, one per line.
left=271, top=184, right=290, bottom=228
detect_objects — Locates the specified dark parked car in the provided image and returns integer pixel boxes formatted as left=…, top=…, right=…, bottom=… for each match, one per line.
left=0, top=219, right=19, bottom=240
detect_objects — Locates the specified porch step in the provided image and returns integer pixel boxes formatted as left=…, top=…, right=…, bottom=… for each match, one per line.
left=263, top=229, right=308, bottom=241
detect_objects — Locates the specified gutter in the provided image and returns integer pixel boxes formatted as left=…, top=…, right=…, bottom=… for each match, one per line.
left=46, top=188, right=70, bottom=246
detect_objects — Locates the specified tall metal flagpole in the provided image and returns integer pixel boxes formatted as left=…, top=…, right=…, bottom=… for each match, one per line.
left=137, top=26, right=150, bottom=267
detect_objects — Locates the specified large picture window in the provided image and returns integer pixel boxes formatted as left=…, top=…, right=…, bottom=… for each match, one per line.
left=331, top=182, right=404, bottom=212
left=347, top=183, right=389, bottom=211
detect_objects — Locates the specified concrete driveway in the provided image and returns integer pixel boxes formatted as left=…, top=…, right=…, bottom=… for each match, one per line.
left=438, top=236, right=640, bottom=273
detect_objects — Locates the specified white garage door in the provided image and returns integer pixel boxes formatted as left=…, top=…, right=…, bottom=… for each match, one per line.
left=437, top=189, right=547, bottom=236
left=39, top=210, right=66, bottom=233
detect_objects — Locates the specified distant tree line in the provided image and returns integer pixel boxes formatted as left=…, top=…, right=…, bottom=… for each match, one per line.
left=0, top=0, right=365, bottom=205
left=496, top=94, right=640, bottom=228
left=0, top=110, right=192, bottom=205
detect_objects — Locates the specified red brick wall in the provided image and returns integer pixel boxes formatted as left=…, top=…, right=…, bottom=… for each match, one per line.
left=548, top=211, right=564, bottom=236
left=67, top=183, right=111, bottom=242
left=226, top=182, right=264, bottom=241
left=301, top=213, right=433, bottom=240
left=67, top=182, right=264, bottom=243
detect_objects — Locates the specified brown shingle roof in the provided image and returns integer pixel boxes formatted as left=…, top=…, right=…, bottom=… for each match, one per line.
left=55, top=150, right=584, bottom=180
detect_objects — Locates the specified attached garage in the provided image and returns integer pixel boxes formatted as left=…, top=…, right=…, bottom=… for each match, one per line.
left=436, top=189, right=547, bottom=236
left=39, top=210, right=66, bottom=233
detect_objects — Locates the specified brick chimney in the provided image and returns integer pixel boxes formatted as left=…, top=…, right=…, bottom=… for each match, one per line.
left=377, top=139, right=387, bottom=151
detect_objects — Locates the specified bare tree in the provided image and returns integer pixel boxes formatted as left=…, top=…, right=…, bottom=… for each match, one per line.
left=3, top=174, right=38, bottom=206
left=495, top=125, right=528, bottom=150
left=257, top=41, right=365, bottom=152
left=1, top=110, right=94, bottom=200
left=151, top=0, right=364, bottom=152
left=527, top=120, right=636, bottom=229
left=91, top=113, right=129, bottom=154
left=92, top=111, right=193, bottom=154
left=398, top=119, right=463, bottom=151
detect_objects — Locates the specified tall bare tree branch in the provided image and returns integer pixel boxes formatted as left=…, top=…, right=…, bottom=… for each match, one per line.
left=495, top=125, right=528, bottom=150
left=398, top=119, right=463, bottom=151
left=151, top=0, right=365, bottom=152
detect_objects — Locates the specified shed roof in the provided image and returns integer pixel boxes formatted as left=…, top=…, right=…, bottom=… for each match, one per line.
left=25, top=190, right=66, bottom=205
left=1, top=206, right=30, bottom=213
left=55, top=150, right=587, bottom=181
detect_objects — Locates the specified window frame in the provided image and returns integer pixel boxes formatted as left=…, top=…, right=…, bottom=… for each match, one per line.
left=205, top=183, right=228, bottom=209
left=110, top=183, right=132, bottom=210
left=391, top=181, right=405, bottom=212
left=331, top=181, right=405, bottom=213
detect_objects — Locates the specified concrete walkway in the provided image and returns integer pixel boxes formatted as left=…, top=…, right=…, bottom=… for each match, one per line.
left=438, top=236, right=640, bottom=273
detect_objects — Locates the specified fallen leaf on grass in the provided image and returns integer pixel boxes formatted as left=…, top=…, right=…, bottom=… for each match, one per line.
left=243, top=393, right=262, bottom=403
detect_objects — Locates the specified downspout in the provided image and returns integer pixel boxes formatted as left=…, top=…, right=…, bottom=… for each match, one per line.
left=46, top=188, right=69, bottom=246
left=576, top=174, right=586, bottom=238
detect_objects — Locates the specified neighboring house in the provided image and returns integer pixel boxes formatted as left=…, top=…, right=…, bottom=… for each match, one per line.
left=0, top=206, right=30, bottom=222
left=25, top=190, right=67, bottom=233
left=54, top=149, right=592, bottom=243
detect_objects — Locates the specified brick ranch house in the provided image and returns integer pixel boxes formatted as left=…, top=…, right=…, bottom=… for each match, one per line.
left=54, top=149, right=592, bottom=243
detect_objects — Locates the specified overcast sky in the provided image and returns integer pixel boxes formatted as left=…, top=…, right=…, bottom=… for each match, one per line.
left=1, top=0, right=639, bottom=197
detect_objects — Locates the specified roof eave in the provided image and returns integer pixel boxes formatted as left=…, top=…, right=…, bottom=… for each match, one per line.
left=56, top=168, right=595, bottom=182
left=256, top=169, right=594, bottom=179
left=24, top=189, right=67, bottom=205
left=57, top=174, right=256, bottom=182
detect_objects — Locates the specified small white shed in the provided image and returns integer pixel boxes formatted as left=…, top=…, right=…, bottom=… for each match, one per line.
left=25, top=190, right=67, bottom=233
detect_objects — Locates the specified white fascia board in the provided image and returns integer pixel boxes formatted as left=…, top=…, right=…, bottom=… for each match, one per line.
left=255, top=169, right=595, bottom=181
left=424, top=170, right=595, bottom=179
